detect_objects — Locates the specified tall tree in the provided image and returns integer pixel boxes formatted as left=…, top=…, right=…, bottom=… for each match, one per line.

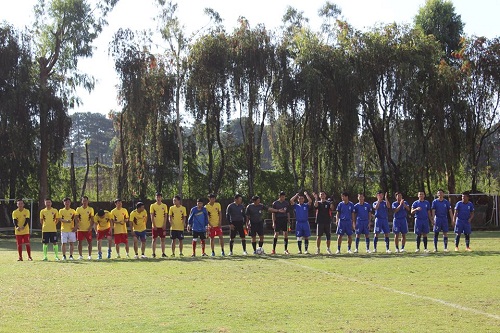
left=33, top=0, right=117, bottom=207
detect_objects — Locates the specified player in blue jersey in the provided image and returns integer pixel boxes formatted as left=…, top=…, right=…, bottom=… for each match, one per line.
left=290, top=191, right=313, bottom=254
left=335, top=192, right=355, bottom=254
left=453, top=191, right=474, bottom=252
left=431, top=189, right=453, bottom=252
left=353, top=193, right=372, bottom=253
left=392, top=192, right=410, bottom=253
left=372, top=191, right=391, bottom=253
left=411, top=191, right=432, bottom=253
left=187, top=198, right=209, bottom=257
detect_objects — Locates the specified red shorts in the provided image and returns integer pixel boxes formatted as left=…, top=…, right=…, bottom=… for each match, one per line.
left=209, top=226, right=223, bottom=238
left=77, top=230, right=93, bottom=242
left=114, top=233, right=128, bottom=244
left=152, top=228, right=166, bottom=239
left=16, top=234, right=30, bottom=244
left=97, top=228, right=111, bottom=240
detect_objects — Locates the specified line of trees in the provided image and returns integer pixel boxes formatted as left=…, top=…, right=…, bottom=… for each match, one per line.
left=1, top=0, right=499, bottom=207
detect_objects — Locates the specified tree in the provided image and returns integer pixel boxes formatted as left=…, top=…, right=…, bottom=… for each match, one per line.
left=414, top=0, right=464, bottom=59
left=33, top=0, right=117, bottom=208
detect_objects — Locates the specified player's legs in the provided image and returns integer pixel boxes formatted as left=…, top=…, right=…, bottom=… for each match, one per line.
left=401, top=233, right=406, bottom=250
left=283, top=230, right=289, bottom=252
left=218, top=234, right=224, bottom=254
left=373, top=232, right=379, bottom=251
left=151, top=232, right=157, bottom=256
left=179, top=239, right=183, bottom=255
left=133, top=237, right=139, bottom=256
left=316, top=223, right=323, bottom=252
left=171, top=238, right=177, bottom=255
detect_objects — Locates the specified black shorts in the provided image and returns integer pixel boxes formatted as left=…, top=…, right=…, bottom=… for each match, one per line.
left=230, top=221, right=245, bottom=239
left=42, top=232, right=58, bottom=244
left=274, top=217, right=288, bottom=232
left=192, top=231, right=206, bottom=240
left=316, top=223, right=332, bottom=239
left=249, top=222, right=264, bottom=237
left=170, top=230, right=184, bottom=240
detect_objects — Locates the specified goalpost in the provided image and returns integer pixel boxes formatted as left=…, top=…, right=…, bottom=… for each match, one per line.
left=0, top=198, right=35, bottom=235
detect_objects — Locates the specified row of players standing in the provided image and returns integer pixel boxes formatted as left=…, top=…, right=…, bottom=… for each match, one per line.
left=226, top=189, right=475, bottom=255
left=12, top=188, right=474, bottom=261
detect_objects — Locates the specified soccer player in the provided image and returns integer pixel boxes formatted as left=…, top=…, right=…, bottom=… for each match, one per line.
left=411, top=191, right=432, bottom=253
left=290, top=191, right=313, bottom=254
left=169, top=195, right=187, bottom=257
left=205, top=193, right=225, bottom=256
left=335, top=192, right=355, bottom=254
left=431, top=189, right=453, bottom=252
left=453, top=191, right=474, bottom=252
left=353, top=193, right=372, bottom=253
left=75, top=196, right=94, bottom=260
left=110, top=198, right=130, bottom=258
left=94, top=209, right=113, bottom=259
left=40, top=198, right=60, bottom=261
left=373, top=191, right=392, bottom=253
left=130, top=202, right=148, bottom=259
left=187, top=198, right=209, bottom=257
left=150, top=192, right=168, bottom=258
left=392, top=192, right=410, bottom=253
left=12, top=198, right=32, bottom=261
left=272, top=191, right=290, bottom=255
left=226, top=194, right=247, bottom=255
left=59, top=197, right=77, bottom=260
left=313, top=191, right=334, bottom=255
left=245, top=195, right=284, bottom=255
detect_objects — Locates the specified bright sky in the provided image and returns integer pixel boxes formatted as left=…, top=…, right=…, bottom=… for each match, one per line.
left=1, top=0, right=499, bottom=115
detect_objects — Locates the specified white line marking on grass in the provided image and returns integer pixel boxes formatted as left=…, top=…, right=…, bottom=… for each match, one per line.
left=275, top=258, right=500, bottom=321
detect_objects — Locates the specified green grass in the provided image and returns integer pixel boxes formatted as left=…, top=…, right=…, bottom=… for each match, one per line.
left=1, top=232, right=499, bottom=332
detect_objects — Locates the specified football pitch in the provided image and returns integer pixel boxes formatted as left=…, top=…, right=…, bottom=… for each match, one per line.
left=1, top=232, right=499, bottom=333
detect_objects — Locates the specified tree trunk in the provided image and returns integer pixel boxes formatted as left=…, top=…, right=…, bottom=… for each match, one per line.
left=81, top=141, right=90, bottom=199
left=70, top=152, right=77, bottom=203
left=176, top=85, right=183, bottom=196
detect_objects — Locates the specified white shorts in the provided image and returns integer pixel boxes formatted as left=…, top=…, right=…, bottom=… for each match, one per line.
left=61, top=232, right=76, bottom=244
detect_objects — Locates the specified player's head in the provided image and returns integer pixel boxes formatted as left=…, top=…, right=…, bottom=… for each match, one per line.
left=251, top=195, right=261, bottom=204
left=279, top=191, right=286, bottom=200
left=319, top=191, right=326, bottom=200
left=197, top=198, right=204, bottom=208
left=298, top=194, right=305, bottom=204
left=136, top=201, right=145, bottom=212
left=44, top=198, right=52, bottom=208
left=376, top=190, right=384, bottom=200
left=341, top=192, right=349, bottom=201
left=155, top=192, right=162, bottom=202
left=81, top=196, right=89, bottom=206
left=357, top=193, right=365, bottom=202
left=234, top=194, right=242, bottom=204
left=208, top=193, right=216, bottom=203
left=436, top=189, right=444, bottom=199
left=114, top=198, right=122, bottom=208
left=462, top=191, right=470, bottom=202
left=63, top=197, right=71, bottom=208
left=173, top=195, right=182, bottom=206
left=97, top=209, right=106, bottom=217
left=16, top=198, right=24, bottom=209
left=418, top=191, right=425, bottom=200
left=395, top=192, right=402, bottom=200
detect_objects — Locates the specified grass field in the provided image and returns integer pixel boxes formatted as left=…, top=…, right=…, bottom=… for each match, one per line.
left=1, top=232, right=499, bottom=333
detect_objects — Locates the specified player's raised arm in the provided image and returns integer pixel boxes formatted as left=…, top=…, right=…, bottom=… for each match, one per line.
left=290, top=193, right=299, bottom=205
left=304, top=191, right=313, bottom=206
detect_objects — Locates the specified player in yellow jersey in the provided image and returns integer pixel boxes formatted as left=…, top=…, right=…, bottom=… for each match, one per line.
left=150, top=192, right=168, bottom=258
left=94, top=209, right=113, bottom=259
left=12, top=198, right=32, bottom=261
left=205, top=193, right=225, bottom=256
left=40, top=198, right=60, bottom=261
left=75, top=196, right=94, bottom=260
left=59, top=197, right=77, bottom=260
left=130, top=202, right=148, bottom=259
left=110, top=198, right=130, bottom=258
left=169, top=195, right=187, bottom=257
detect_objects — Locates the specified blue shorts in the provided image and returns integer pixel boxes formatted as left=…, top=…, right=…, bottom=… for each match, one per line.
left=336, top=220, right=353, bottom=236
left=295, top=221, right=311, bottom=238
left=355, top=220, right=370, bottom=235
left=433, top=217, right=449, bottom=232
left=134, top=231, right=147, bottom=241
left=392, top=218, right=408, bottom=234
left=374, top=218, right=390, bottom=234
left=414, top=219, right=430, bottom=235
left=454, top=220, right=472, bottom=234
